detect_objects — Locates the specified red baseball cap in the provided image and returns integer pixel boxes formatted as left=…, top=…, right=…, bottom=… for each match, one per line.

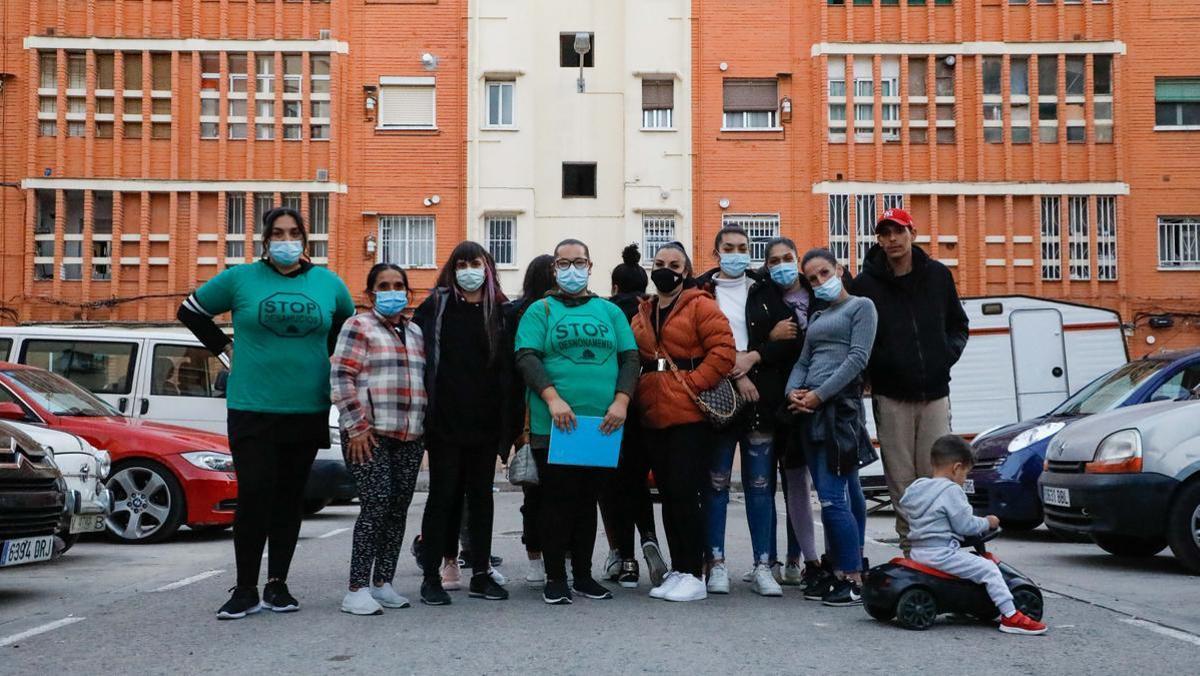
left=876, top=208, right=915, bottom=233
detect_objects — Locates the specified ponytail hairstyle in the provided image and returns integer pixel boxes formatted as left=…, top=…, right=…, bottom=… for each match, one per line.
left=435, top=240, right=509, bottom=362
left=611, top=243, right=649, bottom=294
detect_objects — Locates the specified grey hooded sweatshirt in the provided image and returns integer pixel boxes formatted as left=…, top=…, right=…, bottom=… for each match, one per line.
left=899, top=477, right=991, bottom=549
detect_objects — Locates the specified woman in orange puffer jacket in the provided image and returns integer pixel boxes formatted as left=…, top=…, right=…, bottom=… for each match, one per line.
left=631, top=241, right=735, bottom=602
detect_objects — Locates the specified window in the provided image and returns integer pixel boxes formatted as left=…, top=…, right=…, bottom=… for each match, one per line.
left=20, top=340, right=138, bottom=395
left=935, top=58, right=955, bottom=97
left=282, top=193, right=302, bottom=212
left=228, top=53, right=248, bottom=93
left=723, top=79, right=778, bottom=129
left=226, top=193, right=245, bottom=259
left=378, top=79, right=436, bottom=129
left=1038, top=55, right=1058, bottom=97
left=310, top=54, right=331, bottom=94
left=852, top=58, right=874, bottom=142
left=68, top=53, right=86, bottom=90
left=881, top=57, right=900, bottom=142
left=883, top=194, right=903, bottom=211
left=283, top=100, right=301, bottom=140
left=983, top=57, right=1002, bottom=96
left=1068, top=195, right=1090, bottom=281
left=909, top=57, right=927, bottom=97
left=283, top=54, right=303, bottom=93
left=151, top=345, right=227, bottom=398
left=721, top=214, right=779, bottom=262
left=38, top=95, right=56, bottom=137
left=855, top=195, right=876, bottom=273
left=828, top=57, right=847, bottom=143
left=485, top=215, right=516, bottom=267
left=1158, top=217, right=1200, bottom=270
left=39, top=52, right=56, bottom=89
left=97, top=53, right=114, bottom=89
left=200, top=53, right=219, bottom=91
left=1041, top=196, right=1061, bottom=281
left=309, top=194, right=329, bottom=259
left=151, top=53, right=171, bottom=91
left=255, top=54, right=275, bottom=95
left=642, top=214, right=676, bottom=261
left=1065, top=56, right=1086, bottom=97
left=1096, top=196, right=1117, bottom=281
left=642, top=79, right=674, bottom=129
left=253, top=193, right=274, bottom=238
left=828, top=195, right=850, bottom=264
left=1155, top=78, right=1200, bottom=129
left=1094, top=55, right=1113, bottom=143
left=559, top=33, right=595, bottom=68
left=1147, top=365, right=1200, bottom=403
left=485, top=80, right=515, bottom=128
left=0, top=339, right=10, bottom=362
left=379, top=215, right=436, bottom=268
left=562, top=163, right=597, bottom=198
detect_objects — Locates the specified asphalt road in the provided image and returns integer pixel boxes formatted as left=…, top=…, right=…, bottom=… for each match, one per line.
left=2, top=491, right=1197, bottom=675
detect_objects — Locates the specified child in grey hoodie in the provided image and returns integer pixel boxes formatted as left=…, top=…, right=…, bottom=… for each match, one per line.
left=898, top=435, right=1048, bottom=635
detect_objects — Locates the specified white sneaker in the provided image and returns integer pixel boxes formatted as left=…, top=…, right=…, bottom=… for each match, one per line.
left=665, top=574, right=708, bottom=602
left=707, top=563, right=730, bottom=594
left=488, top=567, right=508, bottom=587
left=751, top=564, right=784, bottom=597
left=341, top=588, right=383, bottom=616
left=741, top=569, right=754, bottom=583
left=649, top=571, right=683, bottom=599
left=440, top=559, right=462, bottom=591
left=603, top=549, right=621, bottom=582
left=782, top=563, right=804, bottom=586
left=525, top=558, right=546, bottom=586
left=368, top=582, right=410, bottom=609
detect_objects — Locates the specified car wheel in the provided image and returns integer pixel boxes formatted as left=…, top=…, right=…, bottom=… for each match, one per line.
left=303, top=498, right=332, bottom=516
left=104, top=460, right=186, bottom=544
left=1091, top=533, right=1167, bottom=558
left=894, top=588, right=938, bottom=630
left=1011, top=586, right=1044, bottom=621
left=999, top=518, right=1042, bottom=532
left=865, top=603, right=895, bottom=622
left=1166, top=481, right=1200, bottom=575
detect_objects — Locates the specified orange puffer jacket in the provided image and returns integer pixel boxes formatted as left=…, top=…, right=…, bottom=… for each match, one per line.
left=631, top=288, right=736, bottom=429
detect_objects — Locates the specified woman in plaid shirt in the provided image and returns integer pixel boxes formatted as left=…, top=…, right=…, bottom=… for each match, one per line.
left=330, top=263, right=428, bottom=616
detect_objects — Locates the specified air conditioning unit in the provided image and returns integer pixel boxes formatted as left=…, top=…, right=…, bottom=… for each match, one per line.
left=318, top=29, right=331, bottom=40
left=316, top=168, right=329, bottom=182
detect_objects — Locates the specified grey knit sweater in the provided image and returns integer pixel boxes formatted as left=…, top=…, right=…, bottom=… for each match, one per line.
left=785, top=295, right=878, bottom=403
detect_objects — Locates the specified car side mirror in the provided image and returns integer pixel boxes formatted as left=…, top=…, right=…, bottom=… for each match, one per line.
left=0, top=402, right=29, bottom=421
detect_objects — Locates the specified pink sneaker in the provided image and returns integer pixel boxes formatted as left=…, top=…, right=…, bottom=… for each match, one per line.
left=440, top=559, right=462, bottom=591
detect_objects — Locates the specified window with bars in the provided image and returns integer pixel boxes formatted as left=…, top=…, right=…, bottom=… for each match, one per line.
left=226, top=194, right=246, bottom=260
left=1040, top=196, right=1062, bottom=281
left=828, top=195, right=850, bottom=265
left=855, top=195, right=877, bottom=273
left=883, top=194, right=903, bottom=211
left=485, top=215, right=517, bottom=267
left=642, top=214, right=677, bottom=262
left=1068, top=195, right=1090, bottom=281
left=253, top=194, right=274, bottom=257
left=721, top=214, right=779, bottom=262
left=1096, top=196, right=1117, bottom=281
left=309, top=194, right=330, bottom=261
left=1157, top=217, right=1200, bottom=270
left=379, top=215, right=435, bottom=268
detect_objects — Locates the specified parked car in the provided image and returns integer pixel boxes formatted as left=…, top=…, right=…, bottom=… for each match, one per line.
left=968, top=349, right=1200, bottom=530
left=1039, top=396, right=1200, bottom=574
left=0, top=362, right=237, bottom=543
left=0, top=326, right=356, bottom=512
left=0, top=421, right=68, bottom=569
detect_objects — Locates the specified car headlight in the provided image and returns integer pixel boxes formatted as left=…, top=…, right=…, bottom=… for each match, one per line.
left=95, top=450, right=112, bottom=479
left=182, top=450, right=235, bottom=472
left=1086, top=429, right=1142, bottom=473
left=1007, top=422, right=1066, bottom=453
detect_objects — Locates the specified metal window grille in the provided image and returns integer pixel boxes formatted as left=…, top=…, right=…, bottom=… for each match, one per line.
left=883, top=194, right=904, bottom=211
left=281, top=193, right=302, bottom=212
left=855, top=194, right=877, bottom=273
left=642, top=214, right=677, bottom=261
left=721, top=214, right=779, bottom=262
left=225, top=194, right=245, bottom=259
left=827, top=195, right=850, bottom=265
left=1040, top=196, right=1062, bottom=281
left=485, top=215, right=516, bottom=266
left=379, top=215, right=435, bottom=268
left=309, top=194, right=329, bottom=234
left=1096, top=196, right=1118, bottom=281
left=1068, top=196, right=1091, bottom=281
left=253, top=194, right=274, bottom=234
left=1158, top=217, right=1200, bottom=270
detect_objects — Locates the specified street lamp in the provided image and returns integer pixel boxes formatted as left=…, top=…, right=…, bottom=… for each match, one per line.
left=574, top=32, right=591, bottom=93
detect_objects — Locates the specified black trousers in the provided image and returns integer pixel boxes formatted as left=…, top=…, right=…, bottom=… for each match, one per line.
left=644, top=423, right=710, bottom=577
left=534, top=447, right=610, bottom=582
left=420, top=441, right=496, bottom=576
left=520, top=484, right=543, bottom=553
left=599, top=418, right=657, bottom=560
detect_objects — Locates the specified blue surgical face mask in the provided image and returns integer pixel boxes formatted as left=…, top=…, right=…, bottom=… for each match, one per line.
left=814, top=275, right=844, bottom=302
left=719, top=252, right=751, bottom=278
left=374, top=290, right=408, bottom=317
left=556, top=266, right=590, bottom=295
left=455, top=267, right=486, bottom=293
left=769, top=262, right=799, bottom=288
left=268, top=240, right=303, bottom=266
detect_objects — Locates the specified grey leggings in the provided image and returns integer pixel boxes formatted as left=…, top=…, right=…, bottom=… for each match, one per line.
left=344, top=434, right=424, bottom=589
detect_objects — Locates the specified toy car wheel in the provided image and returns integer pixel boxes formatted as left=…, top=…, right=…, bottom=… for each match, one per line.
left=1091, top=533, right=1167, bottom=558
left=865, top=603, right=895, bottom=622
left=895, top=588, right=938, bottom=630
left=1012, top=586, right=1044, bottom=622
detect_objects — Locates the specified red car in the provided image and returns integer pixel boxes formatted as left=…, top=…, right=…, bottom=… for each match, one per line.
left=0, top=362, right=236, bottom=543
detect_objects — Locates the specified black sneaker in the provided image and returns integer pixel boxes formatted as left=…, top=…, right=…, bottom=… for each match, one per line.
left=641, top=539, right=668, bottom=588
left=217, top=586, right=262, bottom=620
left=468, top=573, right=509, bottom=600
left=420, top=578, right=452, bottom=606
left=822, top=578, right=863, bottom=607
left=803, top=570, right=835, bottom=601
left=572, top=576, right=613, bottom=600
left=411, top=535, right=425, bottom=573
left=617, top=560, right=640, bottom=589
left=543, top=579, right=573, bottom=605
left=261, top=580, right=299, bottom=612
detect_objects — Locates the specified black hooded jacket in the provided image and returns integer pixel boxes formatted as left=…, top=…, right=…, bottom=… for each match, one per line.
left=851, top=244, right=969, bottom=402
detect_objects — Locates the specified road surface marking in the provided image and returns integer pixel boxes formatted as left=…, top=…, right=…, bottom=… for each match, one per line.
left=153, top=569, right=224, bottom=592
left=1121, top=619, right=1200, bottom=648
left=0, top=617, right=86, bottom=647
left=318, top=527, right=350, bottom=539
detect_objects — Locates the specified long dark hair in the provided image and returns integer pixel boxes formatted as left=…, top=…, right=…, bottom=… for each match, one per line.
left=435, top=240, right=508, bottom=361
left=365, top=263, right=409, bottom=296
left=261, top=207, right=308, bottom=258
left=519, top=254, right=556, bottom=313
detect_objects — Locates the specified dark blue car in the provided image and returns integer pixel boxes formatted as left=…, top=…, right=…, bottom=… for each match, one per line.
left=967, top=348, right=1200, bottom=530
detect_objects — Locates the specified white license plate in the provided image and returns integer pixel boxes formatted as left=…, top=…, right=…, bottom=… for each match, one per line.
left=70, top=514, right=106, bottom=534
left=1043, top=486, right=1071, bottom=508
left=964, top=479, right=975, bottom=495
left=0, top=535, right=56, bottom=568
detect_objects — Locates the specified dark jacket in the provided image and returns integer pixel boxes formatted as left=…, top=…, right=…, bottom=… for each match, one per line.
left=794, top=380, right=876, bottom=476
left=851, top=244, right=969, bottom=402
left=609, top=291, right=646, bottom=324
left=696, top=268, right=805, bottom=432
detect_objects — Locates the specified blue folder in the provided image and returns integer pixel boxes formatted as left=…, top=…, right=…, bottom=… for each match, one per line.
left=549, top=416, right=623, bottom=468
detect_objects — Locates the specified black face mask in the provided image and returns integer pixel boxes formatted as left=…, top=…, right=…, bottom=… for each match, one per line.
left=651, top=268, right=684, bottom=294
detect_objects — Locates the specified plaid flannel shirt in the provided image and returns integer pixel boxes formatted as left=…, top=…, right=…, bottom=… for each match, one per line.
left=330, top=311, right=427, bottom=440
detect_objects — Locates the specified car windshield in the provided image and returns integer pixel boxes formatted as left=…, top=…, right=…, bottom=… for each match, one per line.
left=1050, top=360, right=1167, bottom=417
left=3, top=368, right=118, bottom=417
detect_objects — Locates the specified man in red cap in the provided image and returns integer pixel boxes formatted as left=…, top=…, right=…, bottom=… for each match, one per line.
left=851, top=208, right=970, bottom=555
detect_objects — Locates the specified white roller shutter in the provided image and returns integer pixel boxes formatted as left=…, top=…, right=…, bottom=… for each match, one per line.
left=379, top=84, right=435, bottom=128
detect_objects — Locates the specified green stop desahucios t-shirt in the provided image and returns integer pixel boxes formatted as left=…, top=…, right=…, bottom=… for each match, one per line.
left=515, top=296, right=637, bottom=437
left=193, top=261, right=355, bottom=414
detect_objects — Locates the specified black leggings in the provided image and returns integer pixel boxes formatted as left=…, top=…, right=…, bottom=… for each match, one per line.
left=644, top=423, right=709, bottom=577
left=230, top=441, right=318, bottom=588
left=534, top=447, right=608, bottom=582
left=420, top=441, right=496, bottom=576
left=599, top=422, right=657, bottom=560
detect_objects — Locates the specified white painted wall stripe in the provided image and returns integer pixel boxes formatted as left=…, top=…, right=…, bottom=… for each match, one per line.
left=812, top=41, right=1126, bottom=57
left=24, top=36, right=349, bottom=54
left=812, top=181, right=1130, bottom=196
left=22, top=178, right=347, bottom=194
left=153, top=569, right=225, bottom=592
left=0, top=617, right=86, bottom=647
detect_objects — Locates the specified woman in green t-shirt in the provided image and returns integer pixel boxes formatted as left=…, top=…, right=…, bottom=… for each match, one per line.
left=514, top=238, right=641, bottom=605
left=178, top=206, right=355, bottom=620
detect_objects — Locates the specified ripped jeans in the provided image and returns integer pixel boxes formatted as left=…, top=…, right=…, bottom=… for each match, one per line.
left=703, top=430, right=776, bottom=565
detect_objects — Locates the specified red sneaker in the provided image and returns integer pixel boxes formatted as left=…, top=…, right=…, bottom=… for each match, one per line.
left=1000, top=611, right=1048, bottom=635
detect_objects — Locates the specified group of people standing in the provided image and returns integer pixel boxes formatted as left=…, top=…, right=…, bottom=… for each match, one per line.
left=179, top=204, right=969, bottom=618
